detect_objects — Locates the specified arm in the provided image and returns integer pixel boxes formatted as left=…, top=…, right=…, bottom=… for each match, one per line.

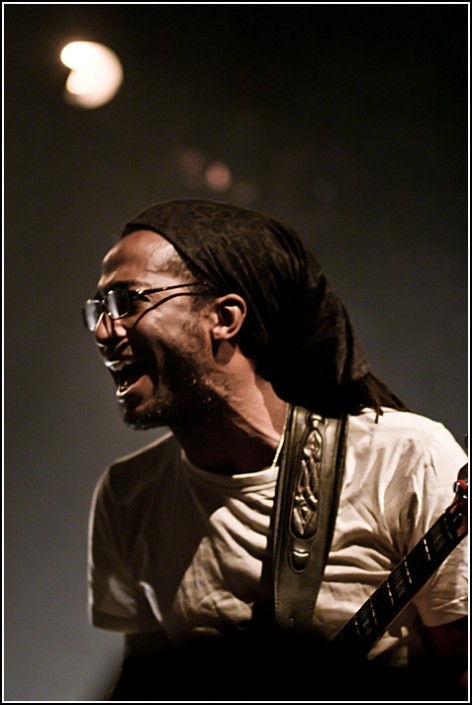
left=402, top=426, right=468, bottom=694
left=425, top=617, right=468, bottom=692
left=89, top=469, right=169, bottom=700
left=105, top=631, right=171, bottom=701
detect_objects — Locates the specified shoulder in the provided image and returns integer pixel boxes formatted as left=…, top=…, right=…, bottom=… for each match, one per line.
left=345, top=408, right=467, bottom=490
left=93, top=431, right=182, bottom=509
left=341, top=409, right=467, bottom=554
left=348, top=408, right=465, bottom=459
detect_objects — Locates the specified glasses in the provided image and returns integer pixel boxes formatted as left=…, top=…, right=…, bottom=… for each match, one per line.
left=82, top=282, right=206, bottom=331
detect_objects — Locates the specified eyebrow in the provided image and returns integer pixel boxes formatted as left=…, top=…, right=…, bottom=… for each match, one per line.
left=95, top=280, right=140, bottom=298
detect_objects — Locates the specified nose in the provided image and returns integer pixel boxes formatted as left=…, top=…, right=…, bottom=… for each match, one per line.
left=94, top=311, right=128, bottom=348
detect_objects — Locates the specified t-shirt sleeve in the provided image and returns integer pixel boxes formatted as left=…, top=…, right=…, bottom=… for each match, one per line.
left=87, top=469, right=160, bottom=633
left=403, top=424, right=468, bottom=627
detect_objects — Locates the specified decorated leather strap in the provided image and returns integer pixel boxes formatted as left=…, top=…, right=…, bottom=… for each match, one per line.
left=272, top=405, right=348, bottom=631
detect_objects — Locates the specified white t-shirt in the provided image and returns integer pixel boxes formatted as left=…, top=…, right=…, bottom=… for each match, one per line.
left=88, top=409, right=468, bottom=664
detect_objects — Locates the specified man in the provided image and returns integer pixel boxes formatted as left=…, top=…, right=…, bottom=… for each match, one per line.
left=85, top=199, right=467, bottom=700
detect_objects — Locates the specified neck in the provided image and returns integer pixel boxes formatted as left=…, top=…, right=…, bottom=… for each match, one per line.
left=173, top=377, right=288, bottom=475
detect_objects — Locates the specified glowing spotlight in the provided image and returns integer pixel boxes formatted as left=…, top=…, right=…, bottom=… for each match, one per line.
left=205, top=161, right=233, bottom=192
left=60, top=41, right=123, bottom=109
left=177, top=148, right=206, bottom=188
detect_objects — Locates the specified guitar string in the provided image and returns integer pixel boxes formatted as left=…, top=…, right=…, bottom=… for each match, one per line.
left=371, top=518, right=455, bottom=620
left=348, top=514, right=460, bottom=641
left=338, top=507, right=465, bottom=650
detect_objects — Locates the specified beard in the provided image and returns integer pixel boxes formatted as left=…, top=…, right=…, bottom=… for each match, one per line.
left=120, top=343, right=229, bottom=433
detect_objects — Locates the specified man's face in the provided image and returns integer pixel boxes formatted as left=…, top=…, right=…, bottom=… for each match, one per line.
left=94, top=230, right=223, bottom=430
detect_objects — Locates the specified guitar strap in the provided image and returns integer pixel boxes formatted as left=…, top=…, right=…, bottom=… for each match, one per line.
left=270, top=405, right=348, bottom=631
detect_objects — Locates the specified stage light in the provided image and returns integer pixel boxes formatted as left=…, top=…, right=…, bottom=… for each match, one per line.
left=176, top=148, right=206, bottom=188
left=205, top=161, right=233, bottom=192
left=60, top=41, right=123, bottom=109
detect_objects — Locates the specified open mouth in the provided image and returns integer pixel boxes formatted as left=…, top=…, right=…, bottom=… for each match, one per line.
left=105, top=358, right=153, bottom=397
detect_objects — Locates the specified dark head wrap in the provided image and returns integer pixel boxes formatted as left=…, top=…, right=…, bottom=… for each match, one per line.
left=122, top=198, right=407, bottom=417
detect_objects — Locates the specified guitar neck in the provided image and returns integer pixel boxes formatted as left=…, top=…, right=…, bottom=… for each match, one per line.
left=332, top=506, right=466, bottom=657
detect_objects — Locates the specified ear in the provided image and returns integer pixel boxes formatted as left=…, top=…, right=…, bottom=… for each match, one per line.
left=211, top=294, right=247, bottom=342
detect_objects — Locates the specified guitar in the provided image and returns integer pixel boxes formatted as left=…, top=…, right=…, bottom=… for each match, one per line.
left=332, top=463, right=468, bottom=657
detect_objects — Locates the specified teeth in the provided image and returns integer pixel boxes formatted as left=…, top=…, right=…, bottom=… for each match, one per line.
left=105, top=359, right=134, bottom=373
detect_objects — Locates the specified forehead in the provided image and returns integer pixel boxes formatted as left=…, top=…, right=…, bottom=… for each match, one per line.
left=99, top=230, right=179, bottom=288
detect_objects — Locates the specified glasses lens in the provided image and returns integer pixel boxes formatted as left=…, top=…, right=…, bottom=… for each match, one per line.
left=107, top=288, right=131, bottom=319
left=82, top=300, right=102, bottom=331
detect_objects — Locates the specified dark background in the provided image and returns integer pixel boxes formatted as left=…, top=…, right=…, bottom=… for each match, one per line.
left=4, top=3, right=468, bottom=701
